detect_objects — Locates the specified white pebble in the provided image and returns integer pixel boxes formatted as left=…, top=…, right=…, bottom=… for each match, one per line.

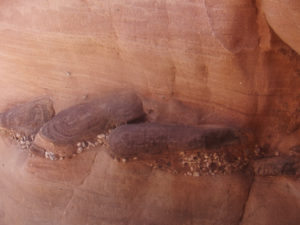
left=97, top=134, right=105, bottom=139
left=45, top=151, right=56, bottom=160
left=87, top=141, right=95, bottom=147
left=77, top=147, right=83, bottom=154
left=49, top=153, right=56, bottom=160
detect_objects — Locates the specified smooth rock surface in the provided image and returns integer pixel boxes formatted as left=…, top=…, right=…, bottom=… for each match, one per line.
left=262, top=0, right=300, bottom=54
left=242, top=177, right=300, bottom=225
left=0, top=137, right=251, bottom=225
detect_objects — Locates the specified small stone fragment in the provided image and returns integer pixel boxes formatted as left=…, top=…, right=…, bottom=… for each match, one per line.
left=76, top=147, right=83, bottom=154
left=193, top=172, right=200, bottom=177
left=97, top=134, right=105, bottom=139
left=45, top=151, right=56, bottom=160
left=87, top=141, right=95, bottom=148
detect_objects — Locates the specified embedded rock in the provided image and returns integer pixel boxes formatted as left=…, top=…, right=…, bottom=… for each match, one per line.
left=0, top=97, right=55, bottom=137
left=253, top=156, right=300, bottom=176
left=108, top=123, right=239, bottom=157
left=0, top=0, right=299, bottom=225
left=32, top=91, right=144, bottom=158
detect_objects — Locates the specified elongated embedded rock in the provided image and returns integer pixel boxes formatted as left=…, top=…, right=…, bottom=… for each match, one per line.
left=31, top=91, right=144, bottom=158
left=0, top=97, right=55, bottom=137
left=108, top=123, right=239, bottom=157
left=253, top=156, right=300, bottom=176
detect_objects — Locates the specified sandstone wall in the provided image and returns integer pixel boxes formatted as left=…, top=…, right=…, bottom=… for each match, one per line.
left=0, top=1, right=299, bottom=225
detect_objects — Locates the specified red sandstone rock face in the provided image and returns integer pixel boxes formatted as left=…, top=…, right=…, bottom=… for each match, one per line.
left=262, top=0, right=300, bottom=54
left=0, top=0, right=299, bottom=225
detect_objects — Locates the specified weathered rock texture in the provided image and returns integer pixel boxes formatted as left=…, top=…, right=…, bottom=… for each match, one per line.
left=0, top=0, right=299, bottom=225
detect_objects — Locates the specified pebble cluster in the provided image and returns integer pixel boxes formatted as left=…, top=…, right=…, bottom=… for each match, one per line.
left=43, top=133, right=108, bottom=161
left=76, top=133, right=107, bottom=154
left=45, top=151, right=58, bottom=160
left=114, top=144, right=267, bottom=177
left=9, top=131, right=34, bottom=151
left=179, top=151, right=248, bottom=176
left=112, top=156, right=138, bottom=164
left=4, top=128, right=267, bottom=178
left=2, top=127, right=110, bottom=161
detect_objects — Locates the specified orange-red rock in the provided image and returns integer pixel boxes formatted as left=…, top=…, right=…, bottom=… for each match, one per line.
left=0, top=0, right=299, bottom=224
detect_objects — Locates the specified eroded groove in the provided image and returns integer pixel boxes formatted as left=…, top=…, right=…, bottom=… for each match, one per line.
left=238, top=176, right=255, bottom=225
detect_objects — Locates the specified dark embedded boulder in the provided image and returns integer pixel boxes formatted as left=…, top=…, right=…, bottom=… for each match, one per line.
left=32, top=91, right=144, bottom=158
left=0, top=97, right=55, bottom=137
left=108, top=123, right=239, bottom=157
